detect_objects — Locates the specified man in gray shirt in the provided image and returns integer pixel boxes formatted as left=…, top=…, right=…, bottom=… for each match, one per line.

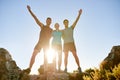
left=62, top=9, right=82, bottom=73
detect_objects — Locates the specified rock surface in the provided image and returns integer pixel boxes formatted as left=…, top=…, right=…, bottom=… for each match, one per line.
left=0, top=48, right=30, bottom=80
left=100, top=45, right=120, bottom=70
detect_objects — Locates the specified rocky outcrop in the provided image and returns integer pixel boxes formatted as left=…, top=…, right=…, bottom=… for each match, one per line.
left=0, top=48, right=30, bottom=80
left=100, top=45, right=120, bottom=70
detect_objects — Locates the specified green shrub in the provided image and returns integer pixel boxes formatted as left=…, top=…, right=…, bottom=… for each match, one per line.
left=112, top=64, right=120, bottom=79
left=83, top=63, right=120, bottom=80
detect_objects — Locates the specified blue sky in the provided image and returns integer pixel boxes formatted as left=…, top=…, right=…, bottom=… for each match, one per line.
left=0, top=0, right=120, bottom=74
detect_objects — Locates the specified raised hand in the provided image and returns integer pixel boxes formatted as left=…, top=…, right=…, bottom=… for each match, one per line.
left=79, top=9, right=82, bottom=15
left=27, top=5, right=31, bottom=10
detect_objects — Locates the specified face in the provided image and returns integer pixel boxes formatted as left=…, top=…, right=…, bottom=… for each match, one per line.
left=54, top=23, right=59, bottom=30
left=63, top=19, right=69, bottom=28
left=46, top=18, right=52, bottom=26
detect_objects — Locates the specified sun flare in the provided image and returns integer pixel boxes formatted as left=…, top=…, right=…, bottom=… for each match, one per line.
left=47, top=48, right=55, bottom=63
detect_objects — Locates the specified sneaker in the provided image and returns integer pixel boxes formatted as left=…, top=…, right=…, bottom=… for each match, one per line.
left=78, top=67, right=82, bottom=73
left=64, top=68, right=67, bottom=73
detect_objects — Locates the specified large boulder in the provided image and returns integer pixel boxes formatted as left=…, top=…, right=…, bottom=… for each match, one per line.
left=0, top=48, right=30, bottom=80
left=100, top=45, right=120, bottom=70
left=38, top=63, right=56, bottom=74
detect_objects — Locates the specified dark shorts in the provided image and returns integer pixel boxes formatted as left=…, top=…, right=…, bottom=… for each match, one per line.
left=52, top=44, right=62, bottom=52
left=63, top=42, right=76, bottom=52
left=34, top=41, right=49, bottom=51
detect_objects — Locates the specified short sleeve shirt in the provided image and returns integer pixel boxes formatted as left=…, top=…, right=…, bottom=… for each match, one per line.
left=62, top=27, right=74, bottom=43
left=52, top=30, right=62, bottom=45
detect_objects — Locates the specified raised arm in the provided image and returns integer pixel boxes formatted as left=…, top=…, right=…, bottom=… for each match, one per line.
left=71, top=9, right=82, bottom=29
left=27, top=5, right=44, bottom=28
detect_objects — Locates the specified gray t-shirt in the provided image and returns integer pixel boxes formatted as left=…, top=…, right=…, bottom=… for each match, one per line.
left=62, top=27, right=74, bottom=43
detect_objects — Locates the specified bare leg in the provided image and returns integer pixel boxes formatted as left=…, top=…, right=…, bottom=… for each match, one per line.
left=29, top=49, right=39, bottom=69
left=58, top=51, right=62, bottom=71
left=43, top=48, right=48, bottom=73
left=53, top=52, right=56, bottom=72
left=72, top=51, right=82, bottom=73
left=72, top=51, right=80, bottom=67
left=64, top=51, right=68, bottom=72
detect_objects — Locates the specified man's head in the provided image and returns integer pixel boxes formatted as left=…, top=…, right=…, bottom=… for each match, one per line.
left=46, top=17, right=52, bottom=26
left=63, top=19, right=69, bottom=28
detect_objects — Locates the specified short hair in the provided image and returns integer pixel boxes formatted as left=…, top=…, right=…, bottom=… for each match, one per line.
left=63, top=19, right=69, bottom=23
left=54, top=23, right=59, bottom=26
left=47, top=17, right=51, bottom=20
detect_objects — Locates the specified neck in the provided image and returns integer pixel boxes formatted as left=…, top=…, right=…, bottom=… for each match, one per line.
left=56, top=29, right=59, bottom=31
left=65, top=26, right=68, bottom=29
left=46, top=25, right=50, bottom=27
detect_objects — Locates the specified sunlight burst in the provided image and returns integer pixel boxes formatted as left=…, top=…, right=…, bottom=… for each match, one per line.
left=47, top=48, right=55, bottom=63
